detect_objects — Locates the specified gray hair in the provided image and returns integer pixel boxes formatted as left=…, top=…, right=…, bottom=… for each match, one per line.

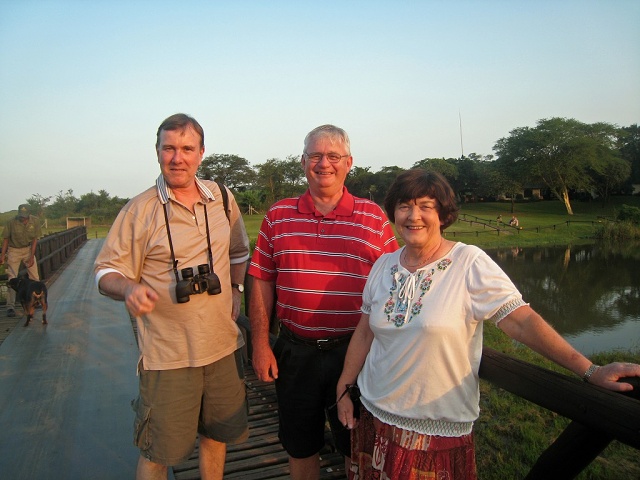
left=303, top=124, right=351, bottom=155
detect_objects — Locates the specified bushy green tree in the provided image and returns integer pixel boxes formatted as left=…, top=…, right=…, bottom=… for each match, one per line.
left=412, top=158, right=458, bottom=183
left=346, top=166, right=376, bottom=200
left=253, top=158, right=291, bottom=207
left=197, top=153, right=256, bottom=190
left=618, top=124, right=640, bottom=185
left=617, top=204, right=640, bottom=224
left=26, top=194, right=51, bottom=218
left=46, top=189, right=79, bottom=219
left=76, top=190, right=128, bottom=223
left=494, top=118, right=624, bottom=215
left=280, top=155, right=306, bottom=198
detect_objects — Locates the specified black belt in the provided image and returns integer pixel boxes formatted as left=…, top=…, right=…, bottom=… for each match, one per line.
left=279, top=325, right=352, bottom=351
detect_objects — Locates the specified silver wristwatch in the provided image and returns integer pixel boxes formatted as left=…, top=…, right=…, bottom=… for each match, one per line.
left=582, top=364, right=600, bottom=383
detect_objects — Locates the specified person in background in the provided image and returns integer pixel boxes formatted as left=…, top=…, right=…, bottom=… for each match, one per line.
left=509, top=215, right=519, bottom=227
left=248, top=124, right=399, bottom=480
left=1, top=204, right=42, bottom=317
left=336, top=169, right=640, bottom=480
left=94, top=113, right=250, bottom=480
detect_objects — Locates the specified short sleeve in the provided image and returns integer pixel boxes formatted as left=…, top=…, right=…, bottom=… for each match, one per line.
left=467, top=250, right=528, bottom=324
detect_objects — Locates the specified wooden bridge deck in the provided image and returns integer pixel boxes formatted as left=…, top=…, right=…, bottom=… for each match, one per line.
left=172, top=366, right=347, bottom=480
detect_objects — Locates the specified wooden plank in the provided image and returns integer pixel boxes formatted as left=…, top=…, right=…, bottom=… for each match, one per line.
left=172, top=364, right=347, bottom=480
left=0, top=307, right=21, bottom=344
left=524, top=421, right=615, bottom=479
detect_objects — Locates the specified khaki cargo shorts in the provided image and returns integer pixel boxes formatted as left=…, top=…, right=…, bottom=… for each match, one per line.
left=132, top=349, right=248, bottom=465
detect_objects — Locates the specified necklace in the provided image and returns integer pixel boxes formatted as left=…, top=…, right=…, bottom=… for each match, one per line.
left=403, top=240, right=443, bottom=267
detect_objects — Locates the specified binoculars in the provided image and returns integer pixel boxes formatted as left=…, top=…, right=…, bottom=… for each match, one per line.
left=175, top=264, right=221, bottom=303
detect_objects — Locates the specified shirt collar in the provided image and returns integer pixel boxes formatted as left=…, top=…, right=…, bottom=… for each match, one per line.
left=298, top=187, right=354, bottom=217
left=155, top=174, right=216, bottom=205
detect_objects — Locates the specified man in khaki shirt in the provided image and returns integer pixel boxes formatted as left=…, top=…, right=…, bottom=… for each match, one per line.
left=1, top=204, right=42, bottom=317
left=94, top=114, right=250, bottom=480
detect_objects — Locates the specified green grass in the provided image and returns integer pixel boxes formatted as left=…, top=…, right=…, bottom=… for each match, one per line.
left=240, top=196, right=640, bottom=250
left=33, top=196, right=640, bottom=248
left=444, top=196, right=640, bottom=249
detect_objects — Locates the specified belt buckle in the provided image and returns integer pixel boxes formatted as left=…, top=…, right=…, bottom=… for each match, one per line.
left=316, top=339, right=330, bottom=350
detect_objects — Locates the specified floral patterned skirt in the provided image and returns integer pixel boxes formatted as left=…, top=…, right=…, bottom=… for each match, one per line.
left=349, top=407, right=477, bottom=480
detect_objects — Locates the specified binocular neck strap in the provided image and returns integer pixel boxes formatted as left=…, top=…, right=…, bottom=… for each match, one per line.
left=162, top=202, right=180, bottom=284
left=202, top=205, right=215, bottom=272
left=162, top=201, right=216, bottom=283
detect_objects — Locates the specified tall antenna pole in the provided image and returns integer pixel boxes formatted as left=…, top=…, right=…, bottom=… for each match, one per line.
left=459, top=110, right=464, bottom=158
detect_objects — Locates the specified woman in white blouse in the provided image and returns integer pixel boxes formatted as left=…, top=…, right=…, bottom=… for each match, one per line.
left=336, top=169, right=640, bottom=480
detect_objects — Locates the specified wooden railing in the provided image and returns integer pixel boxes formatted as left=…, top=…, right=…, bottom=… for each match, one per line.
left=36, top=226, right=88, bottom=280
left=452, top=213, right=610, bottom=237
left=480, top=348, right=640, bottom=478
left=0, top=227, right=87, bottom=287
left=0, top=227, right=88, bottom=304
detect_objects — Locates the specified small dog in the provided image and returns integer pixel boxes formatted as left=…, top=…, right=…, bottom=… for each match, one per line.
left=8, top=276, right=48, bottom=326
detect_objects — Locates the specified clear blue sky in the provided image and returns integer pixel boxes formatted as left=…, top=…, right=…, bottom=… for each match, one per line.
left=1, top=0, right=638, bottom=212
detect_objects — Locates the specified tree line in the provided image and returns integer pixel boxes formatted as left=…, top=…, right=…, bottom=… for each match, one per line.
left=21, top=118, right=640, bottom=224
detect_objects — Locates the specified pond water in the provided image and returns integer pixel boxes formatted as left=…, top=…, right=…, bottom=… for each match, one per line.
left=485, top=242, right=640, bottom=355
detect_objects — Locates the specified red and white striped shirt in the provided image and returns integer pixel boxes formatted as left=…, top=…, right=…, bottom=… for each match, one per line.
left=249, top=188, right=399, bottom=338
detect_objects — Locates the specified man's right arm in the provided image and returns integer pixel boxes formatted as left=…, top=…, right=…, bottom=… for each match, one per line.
left=249, top=277, right=278, bottom=382
left=98, top=272, right=159, bottom=317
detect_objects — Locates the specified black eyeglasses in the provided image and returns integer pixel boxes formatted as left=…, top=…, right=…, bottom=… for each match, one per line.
left=304, top=152, right=350, bottom=163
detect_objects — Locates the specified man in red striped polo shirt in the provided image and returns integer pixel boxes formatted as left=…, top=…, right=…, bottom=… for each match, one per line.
left=248, top=124, right=399, bottom=479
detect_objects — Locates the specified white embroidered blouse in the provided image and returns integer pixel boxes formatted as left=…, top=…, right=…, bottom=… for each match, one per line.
left=358, top=242, right=527, bottom=437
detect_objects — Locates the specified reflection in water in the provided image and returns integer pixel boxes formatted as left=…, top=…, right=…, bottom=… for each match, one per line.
left=486, top=242, right=640, bottom=355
